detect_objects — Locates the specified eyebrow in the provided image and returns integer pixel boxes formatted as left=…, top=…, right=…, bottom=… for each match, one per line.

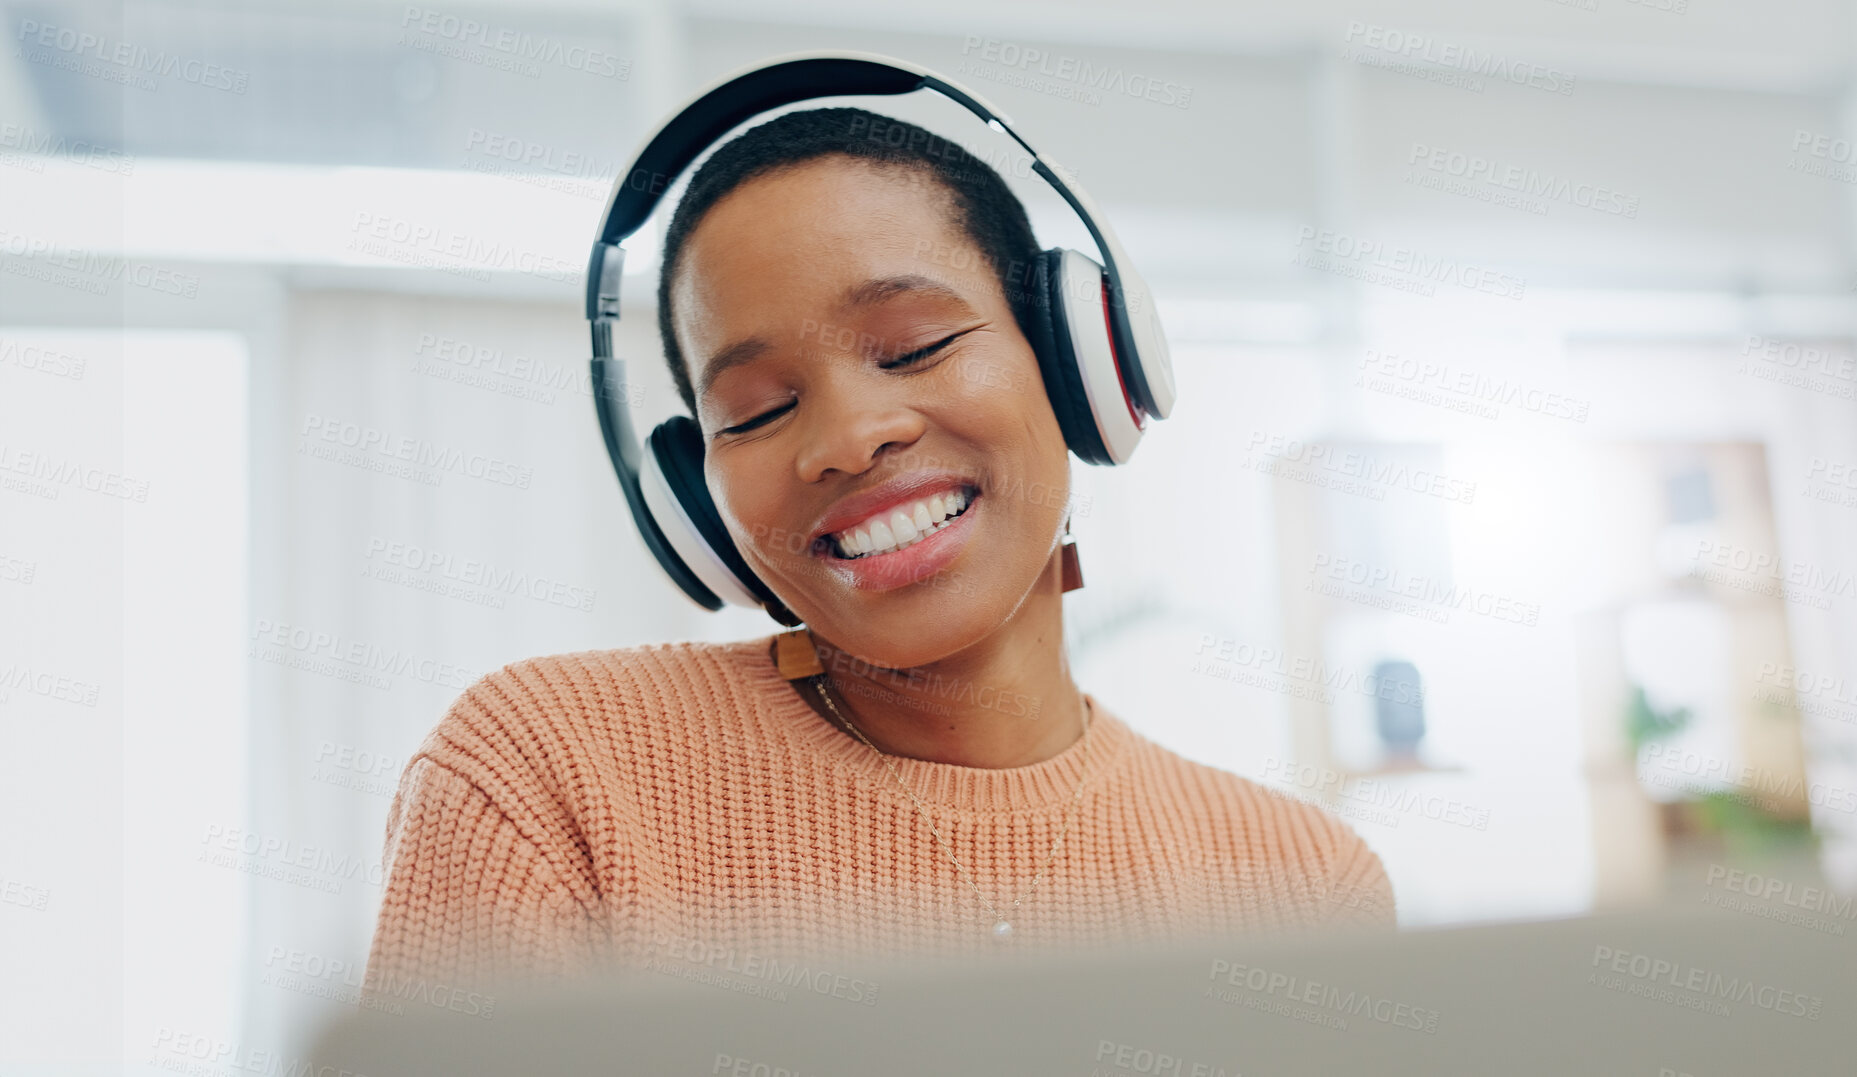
left=695, top=274, right=974, bottom=402
left=841, top=273, right=968, bottom=311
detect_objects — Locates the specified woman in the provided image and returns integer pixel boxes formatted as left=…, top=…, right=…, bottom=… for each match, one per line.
left=362, top=105, right=1393, bottom=1000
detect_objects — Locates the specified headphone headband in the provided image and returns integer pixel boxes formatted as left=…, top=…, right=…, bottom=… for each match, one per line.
left=586, top=50, right=1171, bottom=421
left=598, top=57, right=922, bottom=246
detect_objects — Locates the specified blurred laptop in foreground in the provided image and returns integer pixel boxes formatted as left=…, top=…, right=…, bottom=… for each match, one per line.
left=309, top=884, right=1854, bottom=1077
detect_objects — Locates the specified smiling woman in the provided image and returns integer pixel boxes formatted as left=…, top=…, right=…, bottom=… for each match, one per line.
left=362, top=60, right=1394, bottom=1002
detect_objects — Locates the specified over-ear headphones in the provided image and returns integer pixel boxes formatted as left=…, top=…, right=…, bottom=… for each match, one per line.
left=587, top=51, right=1176, bottom=618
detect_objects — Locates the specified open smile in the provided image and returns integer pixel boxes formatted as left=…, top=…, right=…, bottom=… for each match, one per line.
left=815, top=485, right=983, bottom=593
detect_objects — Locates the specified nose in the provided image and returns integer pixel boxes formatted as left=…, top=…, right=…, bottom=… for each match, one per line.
left=792, top=376, right=927, bottom=483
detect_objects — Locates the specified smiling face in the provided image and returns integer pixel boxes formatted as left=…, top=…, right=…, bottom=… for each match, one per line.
left=668, top=154, right=1071, bottom=668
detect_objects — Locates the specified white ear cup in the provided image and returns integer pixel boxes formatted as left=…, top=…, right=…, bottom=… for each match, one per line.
left=1055, top=248, right=1145, bottom=465
left=639, top=447, right=763, bottom=608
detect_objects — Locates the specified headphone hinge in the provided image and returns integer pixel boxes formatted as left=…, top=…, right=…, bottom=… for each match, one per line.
left=588, top=242, right=627, bottom=321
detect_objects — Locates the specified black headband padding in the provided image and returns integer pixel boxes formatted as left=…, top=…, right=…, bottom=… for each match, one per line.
left=602, top=58, right=925, bottom=244
left=1033, top=251, right=1112, bottom=465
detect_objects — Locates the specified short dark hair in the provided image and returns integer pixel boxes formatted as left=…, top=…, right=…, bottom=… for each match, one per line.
left=655, top=106, right=1047, bottom=416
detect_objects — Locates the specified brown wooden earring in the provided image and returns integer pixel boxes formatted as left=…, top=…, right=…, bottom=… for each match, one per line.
left=774, top=626, right=824, bottom=679
left=1060, top=538, right=1085, bottom=592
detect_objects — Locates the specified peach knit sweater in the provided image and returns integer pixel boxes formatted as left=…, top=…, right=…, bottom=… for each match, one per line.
left=361, top=634, right=1393, bottom=1000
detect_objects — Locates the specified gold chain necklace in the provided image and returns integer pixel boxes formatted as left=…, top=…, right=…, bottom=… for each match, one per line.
left=809, top=671, right=1097, bottom=942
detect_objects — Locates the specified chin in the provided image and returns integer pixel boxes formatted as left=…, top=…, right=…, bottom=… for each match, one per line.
left=814, top=586, right=1010, bottom=671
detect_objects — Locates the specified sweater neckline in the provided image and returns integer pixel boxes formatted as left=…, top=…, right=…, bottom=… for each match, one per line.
left=726, top=634, right=1134, bottom=815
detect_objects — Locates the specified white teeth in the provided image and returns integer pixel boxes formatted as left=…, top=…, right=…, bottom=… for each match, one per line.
left=832, top=488, right=974, bottom=559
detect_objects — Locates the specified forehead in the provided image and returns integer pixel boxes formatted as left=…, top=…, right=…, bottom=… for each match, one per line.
left=693, top=154, right=960, bottom=263
left=670, top=157, right=985, bottom=362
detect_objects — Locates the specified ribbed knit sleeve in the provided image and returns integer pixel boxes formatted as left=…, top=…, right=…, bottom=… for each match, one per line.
left=1320, top=824, right=1397, bottom=929
left=360, top=757, right=606, bottom=1007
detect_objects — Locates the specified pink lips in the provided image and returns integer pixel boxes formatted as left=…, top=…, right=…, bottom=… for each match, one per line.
left=809, top=471, right=978, bottom=548
left=820, top=490, right=982, bottom=593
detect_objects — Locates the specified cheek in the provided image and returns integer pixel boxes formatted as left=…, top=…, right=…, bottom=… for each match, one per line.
left=710, top=467, right=805, bottom=566
left=946, top=348, right=1067, bottom=465
left=941, top=352, right=1072, bottom=530
left=943, top=348, right=1049, bottom=430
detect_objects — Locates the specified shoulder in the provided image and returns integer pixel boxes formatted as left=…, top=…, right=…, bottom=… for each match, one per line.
left=409, top=635, right=771, bottom=820
left=1176, top=749, right=1374, bottom=862
left=1118, top=733, right=1394, bottom=921
left=447, top=636, right=744, bottom=722
left=429, top=635, right=761, bottom=741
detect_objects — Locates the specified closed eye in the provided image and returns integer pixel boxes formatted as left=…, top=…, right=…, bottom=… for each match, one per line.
left=717, top=328, right=978, bottom=436
left=880, top=329, right=972, bottom=370
left=719, top=397, right=794, bottom=435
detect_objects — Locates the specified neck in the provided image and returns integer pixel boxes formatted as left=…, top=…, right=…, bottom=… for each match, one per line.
left=794, top=553, right=1087, bottom=769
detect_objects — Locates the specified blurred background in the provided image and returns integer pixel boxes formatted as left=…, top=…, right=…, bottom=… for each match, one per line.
left=3, top=0, right=1856, bottom=1070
